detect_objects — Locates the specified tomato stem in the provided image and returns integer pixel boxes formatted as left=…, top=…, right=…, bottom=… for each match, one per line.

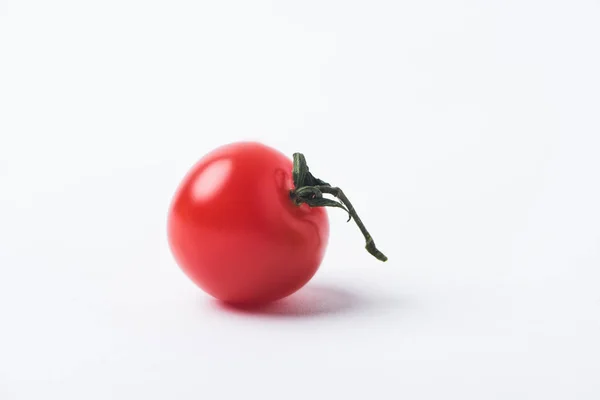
left=290, top=153, right=388, bottom=262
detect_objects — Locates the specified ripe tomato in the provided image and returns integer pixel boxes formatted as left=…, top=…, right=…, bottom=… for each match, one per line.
left=168, top=142, right=329, bottom=304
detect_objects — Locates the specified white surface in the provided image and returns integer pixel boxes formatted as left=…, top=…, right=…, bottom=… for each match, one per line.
left=1, top=1, right=600, bottom=399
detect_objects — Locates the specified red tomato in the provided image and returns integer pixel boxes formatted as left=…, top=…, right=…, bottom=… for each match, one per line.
left=168, top=142, right=329, bottom=304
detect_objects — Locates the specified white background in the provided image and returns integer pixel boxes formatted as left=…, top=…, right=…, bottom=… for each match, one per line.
left=1, top=1, right=599, bottom=399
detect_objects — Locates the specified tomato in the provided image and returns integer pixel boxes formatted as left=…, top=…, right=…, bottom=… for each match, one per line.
left=168, top=142, right=330, bottom=304
left=168, top=141, right=388, bottom=305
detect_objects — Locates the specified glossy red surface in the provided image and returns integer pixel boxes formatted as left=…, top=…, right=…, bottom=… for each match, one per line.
left=168, top=142, right=329, bottom=304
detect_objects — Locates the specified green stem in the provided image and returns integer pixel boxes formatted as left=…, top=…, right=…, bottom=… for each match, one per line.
left=290, top=153, right=388, bottom=262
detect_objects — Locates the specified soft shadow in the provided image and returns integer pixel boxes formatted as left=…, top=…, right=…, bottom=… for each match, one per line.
left=213, top=284, right=371, bottom=318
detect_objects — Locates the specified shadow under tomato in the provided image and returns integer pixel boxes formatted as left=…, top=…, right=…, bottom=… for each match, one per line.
left=213, top=284, right=369, bottom=318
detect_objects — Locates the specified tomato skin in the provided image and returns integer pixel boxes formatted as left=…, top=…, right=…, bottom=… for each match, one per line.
left=167, top=142, right=329, bottom=304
